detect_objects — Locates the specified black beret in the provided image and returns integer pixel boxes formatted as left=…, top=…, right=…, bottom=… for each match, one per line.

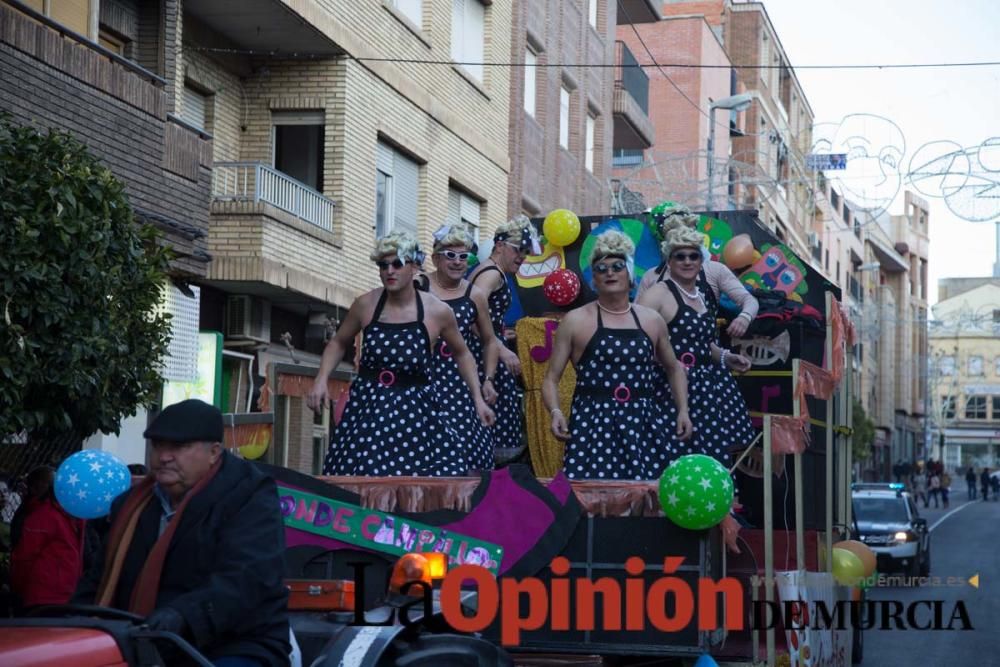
left=144, top=399, right=224, bottom=443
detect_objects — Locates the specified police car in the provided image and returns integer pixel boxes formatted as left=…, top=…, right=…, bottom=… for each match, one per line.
left=851, top=483, right=930, bottom=576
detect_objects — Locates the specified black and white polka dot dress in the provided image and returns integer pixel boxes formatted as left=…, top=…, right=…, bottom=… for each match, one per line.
left=656, top=279, right=756, bottom=467
left=563, top=308, right=678, bottom=480
left=431, top=286, right=494, bottom=472
left=470, top=266, right=524, bottom=453
left=323, top=290, right=466, bottom=476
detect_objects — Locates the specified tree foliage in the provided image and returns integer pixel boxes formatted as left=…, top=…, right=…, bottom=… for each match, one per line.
left=852, top=399, right=876, bottom=461
left=0, top=116, right=172, bottom=441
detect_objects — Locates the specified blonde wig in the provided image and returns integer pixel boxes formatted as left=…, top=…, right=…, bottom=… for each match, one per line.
left=661, top=226, right=708, bottom=261
left=370, top=231, right=425, bottom=264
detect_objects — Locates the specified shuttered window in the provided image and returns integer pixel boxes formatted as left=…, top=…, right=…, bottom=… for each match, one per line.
left=375, top=142, right=419, bottom=238
left=180, top=84, right=208, bottom=131
left=451, top=0, right=485, bottom=81
left=447, top=187, right=482, bottom=245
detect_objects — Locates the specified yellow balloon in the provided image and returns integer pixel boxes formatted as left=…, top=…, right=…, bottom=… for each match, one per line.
left=832, top=547, right=865, bottom=586
left=834, top=539, right=877, bottom=578
left=239, top=428, right=271, bottom=460
left=543, top=209, right=581, bottom=247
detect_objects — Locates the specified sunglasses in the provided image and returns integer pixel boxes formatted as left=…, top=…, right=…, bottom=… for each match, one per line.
left=504, top=242, right=529, bottom=254
left=375, top=258, right=406, bottom=271
left=593, top=260, right=627, bottom=274
left=437, top=250, right=471, bottom=261
left=671, top=251, right=702, bottom=262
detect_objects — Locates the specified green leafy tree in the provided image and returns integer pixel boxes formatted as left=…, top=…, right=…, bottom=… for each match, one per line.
left=0, top=116, right=172, bottom=445
left=852, top=399, right=876, bottom=462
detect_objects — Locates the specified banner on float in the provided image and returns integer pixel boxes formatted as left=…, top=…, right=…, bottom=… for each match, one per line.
left=277, top=485, right=504, bottom=574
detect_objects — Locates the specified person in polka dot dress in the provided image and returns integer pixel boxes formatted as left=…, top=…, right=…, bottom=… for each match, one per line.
left=423, top=223, right=500, bottom=472
left=467, top=216, right=538, bottom=461
left=541, top=231, right=693, bottom=480
left=307, top=233, right=495, bottom=476
left=637, top=226, right=756, bottom=468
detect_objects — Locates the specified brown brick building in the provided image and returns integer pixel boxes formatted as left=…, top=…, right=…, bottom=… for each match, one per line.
left=507, top=0, right=658, bottom=218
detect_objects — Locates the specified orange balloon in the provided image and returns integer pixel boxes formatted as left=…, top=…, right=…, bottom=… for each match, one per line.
left=834, top=539, right=877, bottom=578
left=722, top=234, right=755, bottom=270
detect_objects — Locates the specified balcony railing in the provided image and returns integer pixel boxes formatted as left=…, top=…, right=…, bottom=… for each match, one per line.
left=212, top=162, right=334, bottom=233
left=615, top=41, right=648, bottom=115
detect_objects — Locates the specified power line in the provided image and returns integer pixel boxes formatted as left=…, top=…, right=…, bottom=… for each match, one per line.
left=185, top=46, right=1000, bottom=71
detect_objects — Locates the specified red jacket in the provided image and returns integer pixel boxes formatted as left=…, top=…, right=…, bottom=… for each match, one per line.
left=11, top=497, right=85, bottom=607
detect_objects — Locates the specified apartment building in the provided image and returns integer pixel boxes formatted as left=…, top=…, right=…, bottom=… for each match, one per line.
left=852, top=192, right=930, bottom=479
left=507, top=0, right=659, bottom=217
left=177, top=0, right=512, bottom=472
left=611, top=13, right=734, bottom=212
left=930, top=280, right=1000, bottom=472
left=1, top=0, right=213, bottom=463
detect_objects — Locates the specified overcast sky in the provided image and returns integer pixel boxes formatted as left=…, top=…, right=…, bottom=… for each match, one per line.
left=761, top=0, right=1000, bottom=305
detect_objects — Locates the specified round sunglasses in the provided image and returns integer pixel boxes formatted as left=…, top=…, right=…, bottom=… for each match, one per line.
left=671, top=251, right=703, bottom=262
left=593, top=260, right=627, bottom=274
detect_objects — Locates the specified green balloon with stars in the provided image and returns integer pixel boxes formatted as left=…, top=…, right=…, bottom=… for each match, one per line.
left=658, top=454, right=734, bottom=530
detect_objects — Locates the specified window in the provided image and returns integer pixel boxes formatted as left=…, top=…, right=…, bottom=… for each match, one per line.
left=995, top=357, right=1000, bottom=376
left=585, top=112, right=596, bottom=173
left=939, top=355, right=955, bottom=376
left=375, top=142, right=419, bottom=238
left=965, top=395, right=986, bottom=419
left=50, top=0, right=90, bottom=36
left=559, top=85, right=571, bottom=149
left=992, top=396, right=1000, bottom=419
left=612, top=148, right=643, bottom=167
left=389, top=0, right=422, bottom=26
left=272, top=111, right=325, bottom=192
left=447, top=187, right=482, bottom=245
left=179, top=84, right=209, bottom=132
left=99, top=28, right=126, bottom=55
left=942, top=396, right=956, bottom=420
left=452, top=0, right=485, bottom=81
left=523, top=48, right=538, bottom=116
left=311, top=402, right=330, bottom=476
left=968, top=355, right=984, bottom=376
left=588, top=0, right=598, bottom=29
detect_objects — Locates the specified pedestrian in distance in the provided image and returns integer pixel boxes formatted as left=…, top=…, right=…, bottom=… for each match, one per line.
left=966, top=466, right=977, bottom=500
left=940, top=471, right=950, bottom=509
left=990, top=472, right=1000, bottom=502
left=981, top=468, right=991, bottom=501
left=928, top=472, right=941, bottom=508
left=911, top=467, right=928, bottom=508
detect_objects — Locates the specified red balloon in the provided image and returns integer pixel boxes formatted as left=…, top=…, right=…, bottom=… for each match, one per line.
left=543, top=269, right=580, bottom=307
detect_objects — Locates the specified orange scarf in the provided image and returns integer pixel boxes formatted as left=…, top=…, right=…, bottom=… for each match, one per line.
left=95, top=459, right=222, bottom=615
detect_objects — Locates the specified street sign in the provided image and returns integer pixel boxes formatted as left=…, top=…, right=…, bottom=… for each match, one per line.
left=806, top=153, right=848, bottom=171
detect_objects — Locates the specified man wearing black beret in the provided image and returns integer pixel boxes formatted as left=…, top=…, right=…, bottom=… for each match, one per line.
left=74, top=399, right=290, bottom=666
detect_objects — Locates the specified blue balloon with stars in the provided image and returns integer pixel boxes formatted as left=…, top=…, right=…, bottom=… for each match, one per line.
left=54, top=450, right=132, bottom=519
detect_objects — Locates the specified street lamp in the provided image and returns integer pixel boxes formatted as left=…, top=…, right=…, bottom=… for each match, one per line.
left=706, top=93, right=754, bottom=211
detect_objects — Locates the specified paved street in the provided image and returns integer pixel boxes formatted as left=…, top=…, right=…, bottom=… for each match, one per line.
left=861, top=496, right=1000, bottom=665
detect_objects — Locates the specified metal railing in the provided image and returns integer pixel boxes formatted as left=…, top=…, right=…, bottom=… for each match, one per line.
left=615, top=41, right=649, bottom=114
left=212, top=162, right=334, bottom=232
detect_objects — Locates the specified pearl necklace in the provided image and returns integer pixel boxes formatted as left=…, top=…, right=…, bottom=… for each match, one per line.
left=669, top=277, right=703, bottom=301
left=597, top=302, right=631, bottom=315
left=433, top=274, right=462, bottom=292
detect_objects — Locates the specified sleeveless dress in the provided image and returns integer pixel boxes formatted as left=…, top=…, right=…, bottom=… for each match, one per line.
left=563, top=308, right=678, bottom=480
left=431, top=284, right=494, bottom=471
left=655, top=277, right=756, bottom=467
left=322, top=290, right=467, bottom=476
left=469, top=265, right=524, bottom=456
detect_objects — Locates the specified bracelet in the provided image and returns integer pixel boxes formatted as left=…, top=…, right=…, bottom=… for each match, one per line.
left=719, top=349, right=729, bottom=367
left=737, top=312, right=753, bottom=322
left=483, top=376, right=494, bottom=384
left=550, top=407, right=564, bottom=416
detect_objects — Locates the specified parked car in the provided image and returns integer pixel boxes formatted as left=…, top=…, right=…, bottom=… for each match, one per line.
left=852, top=487, right=930, bottom=576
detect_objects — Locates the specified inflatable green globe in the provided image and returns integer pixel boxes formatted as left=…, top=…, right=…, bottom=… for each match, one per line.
left=659, top=454, right=734, bottom=530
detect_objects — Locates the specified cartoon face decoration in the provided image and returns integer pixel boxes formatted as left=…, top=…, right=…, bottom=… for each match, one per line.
left=740, top=244, right=809, bottom=298
left=516, top=239, right=566, bottom=288
left=697, top=216, right=733, bottom=260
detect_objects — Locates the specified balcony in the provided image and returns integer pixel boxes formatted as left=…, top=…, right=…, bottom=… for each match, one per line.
left=612, top=42, right=655, bottom=150
left=616, top=0, right=663, bottom=24
left=213, top=162, right=334, bottom=232
left=207, top=163, right=349, bottom=307
left=185, top=0, right=343, bottom=57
